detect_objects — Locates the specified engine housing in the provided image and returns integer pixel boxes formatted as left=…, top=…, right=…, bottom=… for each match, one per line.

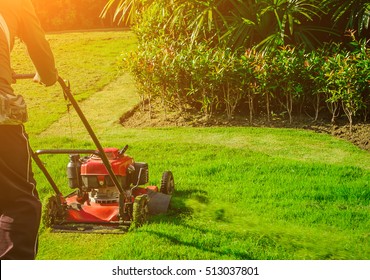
left=80, top=148, right=133, bottom=190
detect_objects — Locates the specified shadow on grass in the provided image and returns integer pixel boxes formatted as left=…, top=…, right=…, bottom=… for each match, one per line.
left=146, top=189, right=256, bottom=259
left=143, top=225, right=254, bottom=259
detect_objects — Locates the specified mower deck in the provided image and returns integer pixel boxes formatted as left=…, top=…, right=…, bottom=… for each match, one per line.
left=64, top=194, right=120, bottom=224
left=45, top=184, right=173, bottom=233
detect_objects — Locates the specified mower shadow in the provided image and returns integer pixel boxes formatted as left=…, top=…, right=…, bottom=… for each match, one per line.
left=146, top=189, right=253, bottom=259
left=160, top=189, right=209, bottom=219
left=143, top=221, right=253, bottom=259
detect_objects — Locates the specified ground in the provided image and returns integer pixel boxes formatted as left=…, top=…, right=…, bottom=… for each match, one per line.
left=120, top=99, right=370, bottom=152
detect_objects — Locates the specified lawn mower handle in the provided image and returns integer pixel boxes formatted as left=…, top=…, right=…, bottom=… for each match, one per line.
left=13, top=73, right=35, bottom=80
left=55, top=77, right=126, bottom=194
left=15, top=73, right=128, bottom=215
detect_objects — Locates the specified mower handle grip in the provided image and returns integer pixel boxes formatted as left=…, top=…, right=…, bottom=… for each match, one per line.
left=14, top=74, right=68, bottom=93
left=13, top=73, right=65, bottom=83
left=13, top=73, right=35, bottom=80
left=14, top=73, right=68, bottom=88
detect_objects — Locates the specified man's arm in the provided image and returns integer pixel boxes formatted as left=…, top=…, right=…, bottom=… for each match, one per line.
left=17, top=0, right=57, bottom=86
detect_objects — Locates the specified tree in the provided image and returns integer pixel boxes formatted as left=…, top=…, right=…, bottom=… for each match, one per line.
left=322, top=0, right=370, bottom=38
left=102, top=0, right=332, bottom=50
left=32, top=0, right=112, bottom=31
left=226, top=0, right=327, bottom=50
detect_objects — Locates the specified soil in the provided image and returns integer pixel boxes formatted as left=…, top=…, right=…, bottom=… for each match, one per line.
left=120, top=100, right=370, bottom=152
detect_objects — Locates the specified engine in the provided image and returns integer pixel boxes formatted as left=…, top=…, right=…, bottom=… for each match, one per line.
left=66, top=148, right=149, bottom=204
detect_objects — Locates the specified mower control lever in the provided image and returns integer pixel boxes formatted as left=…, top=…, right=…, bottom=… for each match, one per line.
left=118, top=145, right=129, bottom=156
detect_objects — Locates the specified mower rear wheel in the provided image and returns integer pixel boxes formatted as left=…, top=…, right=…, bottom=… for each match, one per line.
left=131, top=194, right=149, bottom=229
left=160, top=171, right=175, bottom=195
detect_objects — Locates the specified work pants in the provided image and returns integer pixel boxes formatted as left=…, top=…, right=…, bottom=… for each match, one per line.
left=0, top=125, right=41, bottom=260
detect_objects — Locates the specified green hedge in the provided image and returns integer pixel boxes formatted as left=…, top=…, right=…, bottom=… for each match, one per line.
left=123, top=37, right=370, bottom=127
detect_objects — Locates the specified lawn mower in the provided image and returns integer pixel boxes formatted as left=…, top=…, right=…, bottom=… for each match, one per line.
left=16, top=74, right=175, bottom=233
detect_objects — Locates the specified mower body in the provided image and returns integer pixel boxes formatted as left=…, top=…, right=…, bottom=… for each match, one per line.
left=63, top=148, right=151, bottom=224
left=80, top=148, right=134, bottom=192
left=42, top=147, right=172, bottom=232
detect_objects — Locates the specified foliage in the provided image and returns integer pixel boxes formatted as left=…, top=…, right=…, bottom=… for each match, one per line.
left=122, top=35, right=370, bottom=125
left=101, top=0, right=152, bottom=25
left=322, top=0, right=370, bottom=37
left=254, top=0, right=325, bottom=50
left=303, top=47, right=329, bottom=121
left=264, top=46, right=304, bottom=123
left=240, top=49, right=265, bottom=123
left=104, top=0, right=334, bottom=50
left=104, top=0, right=370, bottom=126
left=31, top=0, right=116, bottom=31
left=321, top=35, right=370, bottom=129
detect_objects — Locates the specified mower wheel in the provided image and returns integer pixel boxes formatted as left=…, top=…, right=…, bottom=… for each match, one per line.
left=131, top=194, right=149, bottom=229
left=160, top=171, right=175, bottom=195
left=43, top=195, right=64, bottom=228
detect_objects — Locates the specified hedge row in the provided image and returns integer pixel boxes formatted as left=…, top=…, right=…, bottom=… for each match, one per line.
left=123, top=36, right=370, bottom=128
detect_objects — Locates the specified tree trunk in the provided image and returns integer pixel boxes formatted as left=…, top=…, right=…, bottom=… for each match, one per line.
left=342, top=100, right=353, bottom=135
left=313, top=94, right=320, bottom=122
left=266, top=93, right=270, bottom=124
left=287, top=93, right=293, bottom=124
left=248, top=91, right=254, bottom=124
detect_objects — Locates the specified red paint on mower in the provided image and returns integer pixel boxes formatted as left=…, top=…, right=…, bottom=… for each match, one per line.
left=80, top=148, right=133, bottom=188
left=63, top=185, right=159, bottom=224
left=65, top=197, right=120, bottom=223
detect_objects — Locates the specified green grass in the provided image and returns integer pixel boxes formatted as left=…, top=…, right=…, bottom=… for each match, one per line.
left=12, top=30, right=137, bottom=135
left=35, top=127, right=370, bottom=260
left=10, top=31, right=370, bottom=260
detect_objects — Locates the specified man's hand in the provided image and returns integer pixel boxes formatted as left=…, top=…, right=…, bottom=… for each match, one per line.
left=33, top=71, right=58, bottom=86
left=33, top=72, right=41, bottom=84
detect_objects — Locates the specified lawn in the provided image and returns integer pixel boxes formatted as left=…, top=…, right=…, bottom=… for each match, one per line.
left=11, top=31, right=370, bottom=260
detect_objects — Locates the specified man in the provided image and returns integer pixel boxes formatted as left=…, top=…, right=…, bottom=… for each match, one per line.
left=0, top=0, right=58, bottom=260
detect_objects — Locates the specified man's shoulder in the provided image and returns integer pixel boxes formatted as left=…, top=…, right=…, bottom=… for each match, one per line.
left=0, top=0, right=22, bottom=12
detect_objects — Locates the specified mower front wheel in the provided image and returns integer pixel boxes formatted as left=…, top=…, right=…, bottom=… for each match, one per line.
left=131, top=194, right=149, bottom=229
left=43, top=195, right=64, bottom=228
left=160, top=171, right=175, bottom=195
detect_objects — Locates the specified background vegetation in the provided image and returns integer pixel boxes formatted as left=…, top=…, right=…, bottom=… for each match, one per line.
left=31, top=0, right=122, bottom=31
left=103, top=0, right=370, bottom=127
left=12, top=31, right=370, bottom=260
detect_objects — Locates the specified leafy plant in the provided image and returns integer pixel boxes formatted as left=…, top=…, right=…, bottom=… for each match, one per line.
left=241, top=49, right=269, bottom=123
left=322, top=0, right=370, bottom=37
left=32, top=0, right=111, bottom=31
left=267, top=46, right=303, bottom=124
left=322, top=41, right=367, bottom=131
left=304, top=48, right=329, bottom=121
left=106, top=0, right=370, bottom=125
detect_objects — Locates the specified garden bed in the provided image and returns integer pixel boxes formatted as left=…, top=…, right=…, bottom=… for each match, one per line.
left=121, top=100, right=370, bottom=152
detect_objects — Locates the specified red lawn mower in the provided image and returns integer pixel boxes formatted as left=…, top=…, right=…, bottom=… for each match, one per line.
left=16, top=74, right=175, bottom=232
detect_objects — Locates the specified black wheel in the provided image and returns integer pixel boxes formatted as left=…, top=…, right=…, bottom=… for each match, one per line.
left=43, top=195, right=64, bottom=228
left=131, top=194, right=149, bottom=229
left=160, top=171, right=175, bottom=195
